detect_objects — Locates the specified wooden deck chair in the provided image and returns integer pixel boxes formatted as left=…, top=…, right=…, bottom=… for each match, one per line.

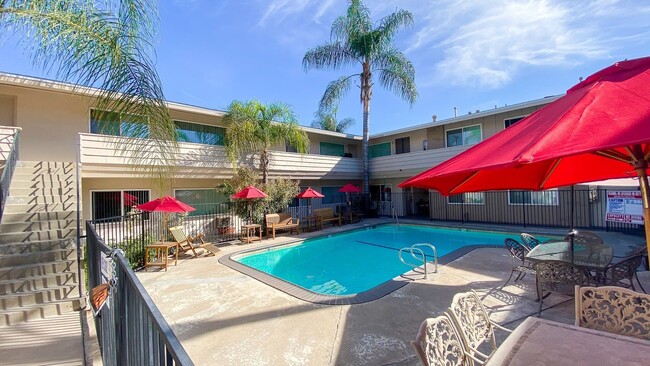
left=169, top=226, right=220, bottom=257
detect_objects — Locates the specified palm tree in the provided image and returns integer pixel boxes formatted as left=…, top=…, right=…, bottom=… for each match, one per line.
left=311, top=106, right=355, bottom=133
left=0, top=1, right=177, bottom=183
left=223, top=100, right=309, bottom=184
left=303, top=0, right=417, bottom=193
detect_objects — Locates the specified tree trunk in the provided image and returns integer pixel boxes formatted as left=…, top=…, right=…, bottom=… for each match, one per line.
left=261, top=149, right=269, bottom=184
left=361, top=61, right=372, bottom=194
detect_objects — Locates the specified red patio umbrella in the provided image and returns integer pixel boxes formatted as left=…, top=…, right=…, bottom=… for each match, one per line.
left=339, top=184, right=361, bottom=193
left=296, top=187, right=325, bottom=215
left=232, top=185, right=268, bottom=223
left=400, top=56, right=650, bottom=254
left=136, top=196, right=196, bottom=243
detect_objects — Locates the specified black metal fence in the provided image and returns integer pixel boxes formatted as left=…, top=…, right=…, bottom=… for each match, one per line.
left=86, top=221, right=194, bottom=365
left=0, top=128, right=19, bottom=219
left=385, top=189, right=644, bottom=236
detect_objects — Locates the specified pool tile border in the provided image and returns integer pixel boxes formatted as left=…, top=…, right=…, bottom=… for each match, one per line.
left=218, top=225, right=503, bottom=305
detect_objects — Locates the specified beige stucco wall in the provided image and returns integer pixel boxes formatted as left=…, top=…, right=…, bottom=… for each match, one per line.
left=0, top=94, right=16, bottom=126
left=0, top=84, right=92, bottom=162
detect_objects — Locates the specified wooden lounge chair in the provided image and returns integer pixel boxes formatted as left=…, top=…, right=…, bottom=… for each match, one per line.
left=313, top=208, right=341, bottom=230
left=265, top=213, right=300, bottom=239
left=168, top=226, right=220, bottom=257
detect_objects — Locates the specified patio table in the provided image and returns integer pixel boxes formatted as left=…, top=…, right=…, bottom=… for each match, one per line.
left=526, top=240, right=613, bottom=270
left=487, top=317, right=650, bottom=366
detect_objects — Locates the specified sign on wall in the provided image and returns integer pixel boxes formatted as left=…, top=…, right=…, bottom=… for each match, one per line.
left=605, top=191, right=644, bottom=225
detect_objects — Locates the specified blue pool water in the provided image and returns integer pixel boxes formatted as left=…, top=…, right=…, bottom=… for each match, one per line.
left=235, top=224, right=554, bottom=296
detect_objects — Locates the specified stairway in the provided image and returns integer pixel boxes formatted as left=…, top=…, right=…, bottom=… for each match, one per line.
left=0, top=161, right=84, bottom=326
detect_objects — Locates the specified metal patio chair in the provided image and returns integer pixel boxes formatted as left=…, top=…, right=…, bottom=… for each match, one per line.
left=502, top=238, right=535, bottom=289
left=520, top=233, right=542, bottom=250
left=412, top=315, right=479, bottom=366
left=533, top=261, right=587, bottom=316
left=596, top=249, right=647, bottom=293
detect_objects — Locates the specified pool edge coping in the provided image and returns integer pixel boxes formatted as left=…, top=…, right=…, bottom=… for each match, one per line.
left=218, top=223, right=503, bottom=305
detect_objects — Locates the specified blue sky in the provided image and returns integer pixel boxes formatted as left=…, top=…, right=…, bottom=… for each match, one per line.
left=1, top=0, right=649, bottom=135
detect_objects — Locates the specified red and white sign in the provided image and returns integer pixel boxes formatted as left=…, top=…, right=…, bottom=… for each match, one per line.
left=605, top=191, right=644, bottom=224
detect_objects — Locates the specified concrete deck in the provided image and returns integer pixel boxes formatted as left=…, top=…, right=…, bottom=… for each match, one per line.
left=138, top=219, right=648, bottom=365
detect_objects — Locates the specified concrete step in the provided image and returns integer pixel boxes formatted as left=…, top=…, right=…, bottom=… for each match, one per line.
left=0, top=259, right=77, bottom=281
left=0, top=272, right=78, bottom=295
left=0, top=219, right=77, bottom=233
left=8, top=178, right=75, bottom=190
left=2, top=202, right=77, bottom=214
left=0, top=298, right=83, bottom=327
left=5, top=195, right=77, bottom=205
left=0, top=247, right=77, bottom=266
left=0, top=239, right=75, bottom=255
left=0, top=284, right=79, bottom=309
left=0, top=228, right=77, bottom=244
left=5, top=186, right=75, bottom=197
left=1, top=210, right=76, bottom=224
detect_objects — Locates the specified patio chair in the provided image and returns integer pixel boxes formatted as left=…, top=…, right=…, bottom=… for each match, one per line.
left=520, top=233, right=541, bottom=250
left=575, top=285, right=650, bottom=340
left=265, top=212, right=300, bottom=239
left=533, top=261, right=587, bottom=316
left=169, top=226, right=220, bottom=257
left=564, top=230, right=604, bottom=249
left=447, top=290, right=512, bottom=364
left=412, top=315, right=482, bottom=366
left=596, top=250, right=647, bottom=293
left=502, top=238, right=535, bottom=289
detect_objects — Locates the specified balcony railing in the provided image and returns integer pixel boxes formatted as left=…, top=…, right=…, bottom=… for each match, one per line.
left=369, top=145, right=470, bottom=179
left=78, top=133, right=362, bottom=180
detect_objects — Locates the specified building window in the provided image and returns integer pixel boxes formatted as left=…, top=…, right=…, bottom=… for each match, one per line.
left=448, top=192, right=485, bottom=205
left=320, top=142, right=344, bottom=157
left=446, top=125, right=482, bottom=147
left=285, top=142, right=298, bottom=153
left=504, top=116, right=526, bottom=128
left=321, top=186, right=345, bottom=204
left=90, top=109, right=148, bottom=138
left=423, top=139, right=428, bottom=151
left=174, top=189, right=227, bottom=216
left=395, top=137, right=410, bottom=154
left=174, top=121, right=224, bottom=145
left=369, top=142, right=391, bottom=158
left=508, top=190, right=559, bottom=206
left=91, top=190, right=149, bottom=220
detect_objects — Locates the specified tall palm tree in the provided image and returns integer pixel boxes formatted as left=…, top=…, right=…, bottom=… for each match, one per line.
left=303, top=0, right=417, bottom=193
left=223, top=100, right=309, bottom=184
left=0, top=0, right=177, bottom=183
left=311, top=106, right=355, bottom=133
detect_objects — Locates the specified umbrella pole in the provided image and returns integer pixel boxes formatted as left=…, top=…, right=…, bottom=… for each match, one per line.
left=634, top=165, right=650, bottom=258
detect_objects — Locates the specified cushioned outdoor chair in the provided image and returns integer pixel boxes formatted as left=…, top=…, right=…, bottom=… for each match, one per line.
left=520, top=233, right=542, bottom=250
left=502, top=238, right=535, bottom=289
left=169, top=226, right=220, bottom=257
left=447, top=290, right=512, bottom=364
left=412, top=315, right=482, bottom=366
left=575, top=285, right=650, bottom=340
left=533, top=261, right=587, bottom=316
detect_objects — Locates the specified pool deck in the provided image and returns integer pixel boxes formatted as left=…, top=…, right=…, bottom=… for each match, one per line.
left=137, top=219, right=649, bottom=365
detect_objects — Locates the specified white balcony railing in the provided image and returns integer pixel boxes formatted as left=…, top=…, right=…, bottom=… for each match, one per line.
left=78, top=133, right=363, bottom=180
left=369, top=145, right=471, bottom=179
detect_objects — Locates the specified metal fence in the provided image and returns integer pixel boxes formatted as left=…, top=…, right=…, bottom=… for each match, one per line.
left=86, top=221, right=194, bottom=365
left=0, top=128, right=19, bottom=219
left=385, top=189, right=644, bottom=236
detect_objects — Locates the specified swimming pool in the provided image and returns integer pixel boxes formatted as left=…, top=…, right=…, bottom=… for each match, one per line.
left=223, top=224, right=555, bottom=303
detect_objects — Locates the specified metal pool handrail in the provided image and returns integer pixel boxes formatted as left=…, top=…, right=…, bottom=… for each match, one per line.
left=398, top=242, right=438, bottom=279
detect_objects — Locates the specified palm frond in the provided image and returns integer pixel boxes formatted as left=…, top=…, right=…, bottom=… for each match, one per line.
left=378, top=66, right=418, bottom=106
left=335, top=117, right=355, bottom=133
left=376, top=9, right=414, bottom=45
left=319, top=75, right=356, bottom=111
left=1, top=0, right=177, bottom=188
left=303, top=42, right=358, bottom=71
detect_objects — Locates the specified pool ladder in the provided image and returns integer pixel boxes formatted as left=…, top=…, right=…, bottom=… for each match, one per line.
left=398, top=243, right=438, bottom=280
left=392, top=206, right=400, bottom=228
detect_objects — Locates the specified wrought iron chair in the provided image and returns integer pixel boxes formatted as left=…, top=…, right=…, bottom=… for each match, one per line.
left=412, top=315, right=481, bottom=366
left=520, top=233, right=542, bottom=250
left=564, top=230, right=604, bottom=250
left=575, top=285, right=650, bottom=340
left=447, top=290, right=512, bottom=364
left=533, top=261, right=587, bottom=316
left=597, top=251, right=647, bottom=293
left=502, top=238, right=535, bottom=288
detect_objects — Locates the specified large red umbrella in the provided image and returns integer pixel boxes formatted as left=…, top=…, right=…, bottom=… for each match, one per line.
left=136, top=196, right=196, bottom=243
left=296, top=187, right=325, bottom=215
left=400, top=56, right=650, bottom=253
left=232, top=186, right=268, bottom=223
